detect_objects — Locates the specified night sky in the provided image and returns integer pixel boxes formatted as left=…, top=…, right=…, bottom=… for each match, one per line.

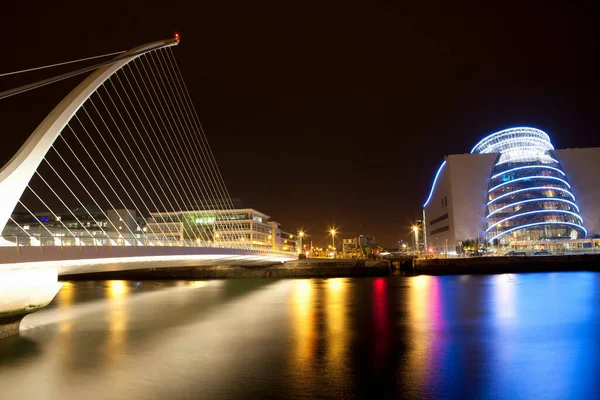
left=0, top=1, right=597, bottom=247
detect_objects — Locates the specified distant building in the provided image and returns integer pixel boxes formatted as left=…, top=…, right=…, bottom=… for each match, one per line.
left=423, top=127, right=600, bottom=253
left=342, top=235, right=378, bottom=258
left=107, top=209, right=144, bottom=234
left=147, top=208, right=273, bottom=248
left=267, top=221, right=302, bottom=252
left=268, top=221, right=282, bottom=249
left=280, top=230, right=297, bottom=252
left=3, top=206, right=144, bottom=246
left=4, top=201, right=297, bottom=251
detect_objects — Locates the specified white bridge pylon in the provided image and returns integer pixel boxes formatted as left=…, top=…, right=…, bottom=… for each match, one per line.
left=0, top=38, right=255, bottom=251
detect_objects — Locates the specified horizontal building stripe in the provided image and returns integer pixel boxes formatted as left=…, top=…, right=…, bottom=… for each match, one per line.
left=488, top=221, right=587, bottom=243
left=486, top=197, right=580, bottom=218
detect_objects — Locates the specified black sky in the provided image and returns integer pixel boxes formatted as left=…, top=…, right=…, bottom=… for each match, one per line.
left=0, top=0, right=597, bottom=247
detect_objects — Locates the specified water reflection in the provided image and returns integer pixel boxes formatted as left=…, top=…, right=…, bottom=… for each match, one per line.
left=56, top=281, right=74, bottom=333
left=106, top=281, right=129, bottom=358
left=403, top=275, right=443, bottom=392
left=371, top=278, right=388, bottom=370
left=290, top=279, right=315, bottom=378
left=288, top=278, right=352, bottom=395
left=491, top=274, right=517, bottom=323
left=1, top=274, right=599, bottom=399
left=484, top=273, right=600, bottom=399
left=325, top=278, right=348, bottom=380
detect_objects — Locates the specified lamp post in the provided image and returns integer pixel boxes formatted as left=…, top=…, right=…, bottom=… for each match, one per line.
left=298, top=230, right=304, bottom=254
left=330, top=228, right=337, bottom=251
left=412, top=225, right=419, bottom=254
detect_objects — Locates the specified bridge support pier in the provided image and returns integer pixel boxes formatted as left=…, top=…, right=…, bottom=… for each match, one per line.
left=0, top=268, right=62, bottom=339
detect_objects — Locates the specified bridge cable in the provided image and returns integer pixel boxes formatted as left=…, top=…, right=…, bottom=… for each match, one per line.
left=71, top=113, right=148, bottom=245
left=117, top=64, right=206, bottom=245
left=79, top=102, right=160, bottom=243
left=127, top=56, right=215, bottom=245
left=50, top=144, right=122, bottom=244
left=135, top=55, right=220, bottom=244
left=0, top=50, right=126, bottom=78
left=127, top=59, right=209, bottom=244
left=149, top=51, right=250, bottom=248
left=0, top=44, right=170, bottom=100
left=106, top=73, right=196, bottom=244
left=113, top=66, right=205, bottom=245
left=97, top=82, right=183, bottom=243
left=166, top=48, right=252, bottom=250
left=154, top=49, right=247, bottom=248
left=18, top=200, right=56, bottom=240
left=26, top=185, right=80, bottom=239
left=8, top=217, right=32, bottom=238
left=58, top=129, right=136, bottom=245
left=84, top=95, right=169, bottom=242
left=91, top=91, right=175, bottom=243
left=41, top=157, right=112, bottom=241
left=129, top=57, right=214, bottom=245
left=33, top=170, right=98, bottom=241
left=136, top=55, right=234, bottom=246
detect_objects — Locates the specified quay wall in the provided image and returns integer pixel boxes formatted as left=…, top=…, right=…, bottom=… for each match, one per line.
left=414, top=254, right=600, bottom=275
left=60, top=259, right=392, bottom=280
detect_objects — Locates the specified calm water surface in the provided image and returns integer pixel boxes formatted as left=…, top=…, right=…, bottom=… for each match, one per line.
left=1, top=273, right=599, bottom=399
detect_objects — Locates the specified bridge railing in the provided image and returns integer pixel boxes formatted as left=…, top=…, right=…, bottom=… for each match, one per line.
left=0, top=234, right=295, bottom=255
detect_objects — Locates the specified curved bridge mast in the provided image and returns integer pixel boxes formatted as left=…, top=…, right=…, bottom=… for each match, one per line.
left=0, top=38, right=179, bottom=240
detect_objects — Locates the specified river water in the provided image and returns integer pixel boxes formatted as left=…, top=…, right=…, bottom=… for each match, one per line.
left=1, top=273, right=599, bottom=399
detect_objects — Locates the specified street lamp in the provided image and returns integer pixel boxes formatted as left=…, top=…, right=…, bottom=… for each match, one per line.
left=298, top=230, right=305, bottom=254
left=329, top=228, right=337, bottom=250
left=412, top=225, right=419, bottom=254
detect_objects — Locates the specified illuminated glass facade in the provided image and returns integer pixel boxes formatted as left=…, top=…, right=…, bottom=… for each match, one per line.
left=472, top=128, right=586, bottom=244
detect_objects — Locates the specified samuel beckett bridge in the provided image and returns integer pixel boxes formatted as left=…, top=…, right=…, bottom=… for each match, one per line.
left=0, top=37, right=295, bottom=324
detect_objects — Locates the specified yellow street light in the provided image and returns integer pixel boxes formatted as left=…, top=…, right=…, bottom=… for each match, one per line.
left=329, top=227, right=337, bottom=250
left=297, top=230, right=305, bottom=255
left=412, top=225, right=419, bottom=254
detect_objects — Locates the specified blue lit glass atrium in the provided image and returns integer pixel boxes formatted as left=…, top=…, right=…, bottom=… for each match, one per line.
left=471, top=127, right=586, bottom=244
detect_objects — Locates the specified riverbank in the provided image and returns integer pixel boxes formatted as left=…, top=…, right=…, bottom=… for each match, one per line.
left=57, top=253, right=600, bottom=281
left=60, top=259, right=392, bottom=280
left=413, top=253, right=600, bottom=275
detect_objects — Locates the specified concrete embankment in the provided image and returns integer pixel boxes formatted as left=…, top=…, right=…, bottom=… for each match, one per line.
left=60, top=259, right=392, bottom=280
left=414, top=254, right=600, bottom=275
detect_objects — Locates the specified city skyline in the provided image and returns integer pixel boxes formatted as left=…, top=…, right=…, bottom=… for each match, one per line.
left=1, top=1, right=597, bottom=246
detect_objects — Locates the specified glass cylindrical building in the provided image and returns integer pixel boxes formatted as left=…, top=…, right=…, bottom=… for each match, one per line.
left=471, top=127, right=586, bottom=244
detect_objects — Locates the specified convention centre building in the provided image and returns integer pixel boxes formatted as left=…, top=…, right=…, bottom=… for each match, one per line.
left=423, top=127, right=600, bottom=254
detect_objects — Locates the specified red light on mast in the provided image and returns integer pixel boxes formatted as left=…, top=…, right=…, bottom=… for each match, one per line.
left=174, top=33, right=180, bottom=41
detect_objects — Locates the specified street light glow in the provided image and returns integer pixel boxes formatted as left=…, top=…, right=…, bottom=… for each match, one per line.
left=328, top=227, right=337, bottom=255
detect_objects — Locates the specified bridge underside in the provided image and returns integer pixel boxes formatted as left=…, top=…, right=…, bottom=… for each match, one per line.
left=0, top=247, right=295, bottom=276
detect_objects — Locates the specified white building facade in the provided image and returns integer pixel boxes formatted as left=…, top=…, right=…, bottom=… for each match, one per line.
left=147, top=208, right=273, bottom=249
left=423, top=128, right=600, bottom=253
